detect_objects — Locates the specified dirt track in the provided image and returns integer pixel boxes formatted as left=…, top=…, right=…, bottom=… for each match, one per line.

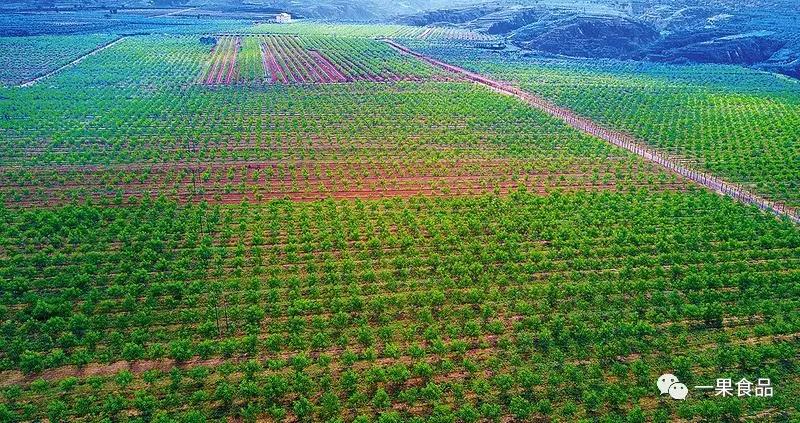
left=19, top=37, right=127, bottom=88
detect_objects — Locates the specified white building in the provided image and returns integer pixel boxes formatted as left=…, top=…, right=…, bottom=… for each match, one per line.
left=276, top=13, right=292, bottom=24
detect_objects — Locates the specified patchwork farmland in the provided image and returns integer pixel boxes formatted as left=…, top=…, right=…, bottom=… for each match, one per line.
left=203, top=36, right=241, bottom=85
left=0, top=14, right=798, bottom=423
left=201, top=35, right=451, bottom=85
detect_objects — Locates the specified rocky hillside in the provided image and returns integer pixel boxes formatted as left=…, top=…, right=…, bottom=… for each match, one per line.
left=395, top=0, right=800, bottom=78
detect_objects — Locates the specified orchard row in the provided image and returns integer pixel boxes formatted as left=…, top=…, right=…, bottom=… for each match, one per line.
left=0, top=191, right=798, bottom=421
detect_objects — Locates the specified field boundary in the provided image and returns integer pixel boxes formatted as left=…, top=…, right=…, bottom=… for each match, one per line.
left=382, top=39, right=799, bottom=225
left=19, top=36, right=127, bottom=88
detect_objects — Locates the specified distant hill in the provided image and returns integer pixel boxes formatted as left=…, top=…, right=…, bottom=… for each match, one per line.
left=395, top=0, right=800, bottom=78
left=0, top=0, right=484, bottom=19
left=2, top=0, right=798, bottom=77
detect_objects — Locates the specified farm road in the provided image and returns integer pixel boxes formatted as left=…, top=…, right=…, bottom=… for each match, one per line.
left=19, top=36, right=127, bottom=87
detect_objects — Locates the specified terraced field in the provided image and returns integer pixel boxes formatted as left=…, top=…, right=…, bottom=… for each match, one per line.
left=0, top=19, right=798, bottom=423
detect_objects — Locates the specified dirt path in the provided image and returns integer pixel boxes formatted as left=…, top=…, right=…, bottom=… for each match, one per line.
left=382, top=39, right=800, bottom=225
left=151, top=7, right=197, bottom=18
left=0, top=357, right=228, bottom=388
left=19, top=37, right=127, bottom=88
left=2, top=331, right=796, bottom=388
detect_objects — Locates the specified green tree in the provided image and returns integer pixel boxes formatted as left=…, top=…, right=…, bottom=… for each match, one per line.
left=319, top=392, right=340, bottom=420
left=19, top=351, right=44, bottom=374
left=115, top=370, right=133, bottom=387
left=373, top=388, right=390, bottom=409
left=377, top=411, right=402, bottom=423
left=627, top=405, right=646, bottom=423
left=292, top=396, right=313, bottom=422
left=133, top=390, right=157, bottom=418
left=458, top=404, right=480, bottom=423
left=215, top=381, right=234, bottom=409
left=122, top=343, right=145, bottom=361
left=168, top=339, right=193, bottom=362
left=46, top=400, right=67, bottom=423
left=0, top=404, right=17, bottom=423
left=509, top=396, right=531, bottom=420
left=480, top=403, right=501, bottom=421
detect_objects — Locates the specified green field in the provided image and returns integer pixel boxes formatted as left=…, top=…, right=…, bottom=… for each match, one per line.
left=0, top=18, right=798, bottom=423
left=412, top=42, right=800, bottom=208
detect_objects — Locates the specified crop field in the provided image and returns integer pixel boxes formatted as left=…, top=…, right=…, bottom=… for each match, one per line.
left=0, top=35, right=683, bottom=207
left=0, top=35, right=119, bottom=85
left=411, top=42, right=800, bottom=209
left=202, top=36, right=241, bottom=85
left=0, top=15, right=798, bottom=423
left=201, top=35, right=452, bottom=86
left=248, top=23, right=499, bottom=43
left=0, top=11, right=248, bottom=37
left=2, top=191, right=799, bottom=422
left=0, top=75, right=683, bottom=205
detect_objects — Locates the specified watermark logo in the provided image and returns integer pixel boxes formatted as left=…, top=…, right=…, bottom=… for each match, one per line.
left=695, top=378, right=773, bottom=397
left=658, top=373, right=688, bottom=400
left=669, top=382, right=689, bottom=400
left=659, top=373, right=774, bottom=400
